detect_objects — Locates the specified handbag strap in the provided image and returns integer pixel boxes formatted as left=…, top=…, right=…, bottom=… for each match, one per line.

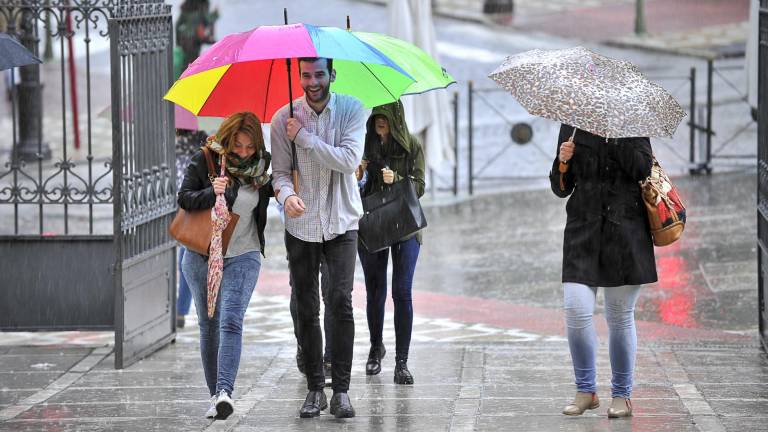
left=201, top=146, right=216, bottom=184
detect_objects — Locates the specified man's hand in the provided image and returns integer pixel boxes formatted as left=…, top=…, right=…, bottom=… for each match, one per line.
left=284, top=195, right=306, bottom=218
left=559, top=140, right=575, bottom=163
left=212, top=177, right=228, bottom=195
left=382, top=168, right=395, bottom=184
left=286, top=118, right=302, bottom=141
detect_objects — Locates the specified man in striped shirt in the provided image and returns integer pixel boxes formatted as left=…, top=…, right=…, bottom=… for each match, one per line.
left=271, top=57, right=366, bottom=419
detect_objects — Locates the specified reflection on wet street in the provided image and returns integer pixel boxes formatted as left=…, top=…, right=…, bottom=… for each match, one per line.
left=411, top=170, right=757, bottom=332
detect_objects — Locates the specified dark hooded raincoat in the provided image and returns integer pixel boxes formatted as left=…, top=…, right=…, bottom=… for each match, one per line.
left=361, top=100, right=426, bottom=243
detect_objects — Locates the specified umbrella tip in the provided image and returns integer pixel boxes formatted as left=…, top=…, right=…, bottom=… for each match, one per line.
left=346, top=15, right=351, bottom=31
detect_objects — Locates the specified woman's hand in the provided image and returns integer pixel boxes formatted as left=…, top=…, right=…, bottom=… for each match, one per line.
left=559, top=140, right=575, bottom=163
left=382, top=168, right=395, bottom=184
left=356, top=160, right=368, bottom=181
left=212, top=177, right=228, bottom=195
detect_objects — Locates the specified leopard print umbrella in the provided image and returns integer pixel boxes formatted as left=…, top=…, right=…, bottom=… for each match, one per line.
left=488, top=46, right=685, bottom=138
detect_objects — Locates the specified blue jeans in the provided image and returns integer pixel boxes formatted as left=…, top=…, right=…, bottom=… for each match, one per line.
left=177, top=247, right=192, bottom=316
left=563, top=282, right=641, bottom=398
left=358, top=236, right=420, bottom=362
left=182, top=250, right=261, bottom=397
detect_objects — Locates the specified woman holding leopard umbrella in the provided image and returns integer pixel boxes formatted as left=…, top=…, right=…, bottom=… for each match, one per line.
left=489, top=47, right=686, bottom=418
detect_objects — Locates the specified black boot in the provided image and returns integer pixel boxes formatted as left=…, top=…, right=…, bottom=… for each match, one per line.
left=394, top=359, right=414, bottom=385
left=365, top=344, right=386, bottom=376
left=329, top=392, right=355, bottom=418
left=299, top=390, right=327, bottom=418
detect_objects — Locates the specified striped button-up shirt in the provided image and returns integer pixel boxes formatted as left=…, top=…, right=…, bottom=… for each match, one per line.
left=271, top=93, right=366, bottom=242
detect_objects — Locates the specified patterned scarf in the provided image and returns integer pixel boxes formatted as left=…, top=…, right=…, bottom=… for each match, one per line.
left=206, top=136, right=271, bottom=187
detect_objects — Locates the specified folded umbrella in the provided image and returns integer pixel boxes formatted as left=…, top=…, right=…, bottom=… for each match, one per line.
left=206, top=157, right=231, bottom=319
left=488, top=46, right=685, bottom=139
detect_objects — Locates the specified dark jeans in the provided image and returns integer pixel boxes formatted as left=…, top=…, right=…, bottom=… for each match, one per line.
left=286, top=230, right=357, bottom=393
left=358, top=236, right=420, bottom=362
left=182, top=250, right=260, bottom=396
left=289, top=254, right=332, bottom=361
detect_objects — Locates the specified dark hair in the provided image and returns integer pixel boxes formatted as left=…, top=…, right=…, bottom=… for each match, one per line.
left=297, top=57, right=333, bottom=74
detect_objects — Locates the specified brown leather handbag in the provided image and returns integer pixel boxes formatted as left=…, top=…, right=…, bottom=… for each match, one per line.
left=640, top=157, right=686, bottom=247
left=169, top=146, right=240, bottom=256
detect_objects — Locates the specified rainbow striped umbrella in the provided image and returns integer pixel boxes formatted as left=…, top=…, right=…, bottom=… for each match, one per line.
left=163, top=23, right=415, bottom=122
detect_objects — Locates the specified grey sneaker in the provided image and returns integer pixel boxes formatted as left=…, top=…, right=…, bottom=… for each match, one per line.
left=205, top=395, right=217, bottom=418
left=215, top=390, right=234, bottom=420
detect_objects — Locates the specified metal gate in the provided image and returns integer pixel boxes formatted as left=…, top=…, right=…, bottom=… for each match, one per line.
left=110, top=1, right=175, bottom=369
left=758, top=0, right=768, bottom=351
left=0, top=0, right=175, bottom=369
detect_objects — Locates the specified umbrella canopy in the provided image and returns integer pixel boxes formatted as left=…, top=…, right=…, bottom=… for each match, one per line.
left=163, top=23, right=414, bottom=122
left=353, top=31, right=455, bottom=95
left=0, top=33, right=41, bottom=70
left=173, top=104, right=223, bottom=132
left=488, top=46, right=685, bottom=138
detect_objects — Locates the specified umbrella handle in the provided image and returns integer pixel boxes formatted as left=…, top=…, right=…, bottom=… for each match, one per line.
left=558, top=128, right=576, bottom=191
left=284, top=8, right=299, bottom=193
left=559, top=126, right=577, bottom=169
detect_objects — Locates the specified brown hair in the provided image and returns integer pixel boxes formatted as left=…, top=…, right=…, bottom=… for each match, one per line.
left=215, top=111, right=264, bottom=155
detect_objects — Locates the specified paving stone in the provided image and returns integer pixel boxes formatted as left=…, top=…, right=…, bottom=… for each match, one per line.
left=719, top=417, right=768, bottom=432
left=476, top=414, right=698, bottom=431
left=0, top=354, right=85, bottom=373
left=45, top=387, right=212, bottom=404
left=0, top=417, right=205, bottom=432
left=0, top=390, right=36, bottom=406
left=708, top=399, right=768, bottom=417
left=698, top=384, right=768, bottom=399
left=16, top=401, right=210, bottom=420
left=0, top=372, right=63, bottom=390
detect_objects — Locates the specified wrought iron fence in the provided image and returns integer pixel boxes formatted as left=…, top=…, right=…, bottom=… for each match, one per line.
left=0, top=0, right=119, bottom=236
left=757, top=0, right=767, bottom=352
left=464, top=58, right=757, bottom=194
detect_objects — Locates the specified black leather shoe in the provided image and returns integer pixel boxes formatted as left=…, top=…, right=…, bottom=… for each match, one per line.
left=296, top=346, right=305, bottom=375
left=329, top=392, right=355, bottom=418
left=299, top=390, right=327, bottom=418
left=365, top=345, right=386, bottom=375
left=394, top=360, right=414, bottom=385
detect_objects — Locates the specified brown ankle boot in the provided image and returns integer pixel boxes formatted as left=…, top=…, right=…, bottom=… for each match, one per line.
left=562, top=392, right=600, bottom=416
left=607, top=397, right=632, bottom=418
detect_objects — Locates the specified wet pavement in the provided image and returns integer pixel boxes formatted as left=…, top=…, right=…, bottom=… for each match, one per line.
left=2, top=168, right=766, bottom=431
left=1, top=340, right=766, bottom=431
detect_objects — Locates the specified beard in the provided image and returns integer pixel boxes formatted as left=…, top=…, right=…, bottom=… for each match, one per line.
left=304, top=83, right=331, bottom=104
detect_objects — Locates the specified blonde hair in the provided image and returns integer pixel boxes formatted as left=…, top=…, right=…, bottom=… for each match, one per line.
left=215, top=112, right=264, bottom=155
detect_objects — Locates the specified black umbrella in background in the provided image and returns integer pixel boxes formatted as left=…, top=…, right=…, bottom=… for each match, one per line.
left=2, top=32, right=41, bottom=161
left=0, top=32, right=41, bottom=70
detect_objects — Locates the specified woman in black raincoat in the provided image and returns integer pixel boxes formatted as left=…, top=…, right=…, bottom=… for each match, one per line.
left=356, top=100, right=425, bottom=384
left=550, top=124, right=657, bottom=419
